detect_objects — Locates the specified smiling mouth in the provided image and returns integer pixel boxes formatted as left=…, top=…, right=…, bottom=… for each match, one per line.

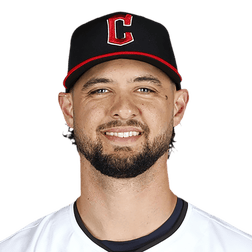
left=104, top=131, right=142, bottom=138
left=102, top=132, right=143, bottom=143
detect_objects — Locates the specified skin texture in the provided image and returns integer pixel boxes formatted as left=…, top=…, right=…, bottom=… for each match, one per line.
left=58, top=59, right=189, bottom=241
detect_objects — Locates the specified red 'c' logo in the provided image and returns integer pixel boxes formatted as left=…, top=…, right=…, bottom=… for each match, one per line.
left=107, top=14, right=134, bottom=46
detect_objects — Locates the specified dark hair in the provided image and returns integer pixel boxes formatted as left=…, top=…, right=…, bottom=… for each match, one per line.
left=61, top=123, right=179, bottom=160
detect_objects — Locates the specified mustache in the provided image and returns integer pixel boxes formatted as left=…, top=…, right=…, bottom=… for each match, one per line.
left=96, top=119, right=150, bottom=134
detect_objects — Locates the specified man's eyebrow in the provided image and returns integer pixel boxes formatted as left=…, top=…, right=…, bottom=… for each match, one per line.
left=81, top=75, right=161, bottom=91
left=81, top=78, right=112, bottom=91
left=133, top=75, right=162, bottom=86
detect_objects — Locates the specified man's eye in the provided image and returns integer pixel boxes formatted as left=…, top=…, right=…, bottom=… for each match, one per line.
left=90, top=89, right=109, bottom=94
left=90, top=88, right=155, bottom=95
left=137, top=88, right=154, bottom=93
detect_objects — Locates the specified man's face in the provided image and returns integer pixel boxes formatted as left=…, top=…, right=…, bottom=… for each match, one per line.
left=70, top=59, right=176, bottom=178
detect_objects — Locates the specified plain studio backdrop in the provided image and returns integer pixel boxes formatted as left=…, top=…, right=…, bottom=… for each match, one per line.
left=0, top=0, right=251, bottom=241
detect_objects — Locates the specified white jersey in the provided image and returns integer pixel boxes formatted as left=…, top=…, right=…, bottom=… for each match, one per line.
left=0, top=202, right=252, bottom=252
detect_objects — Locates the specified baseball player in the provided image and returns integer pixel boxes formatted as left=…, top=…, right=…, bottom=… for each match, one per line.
left=1, top=12, right=252, bottom=252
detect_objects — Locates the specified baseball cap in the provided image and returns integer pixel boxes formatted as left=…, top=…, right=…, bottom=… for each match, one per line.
left=63, top=12, right=182, bottom=92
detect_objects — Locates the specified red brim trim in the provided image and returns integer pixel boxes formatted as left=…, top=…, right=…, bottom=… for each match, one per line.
left=63, top=51, right=182, bottom=88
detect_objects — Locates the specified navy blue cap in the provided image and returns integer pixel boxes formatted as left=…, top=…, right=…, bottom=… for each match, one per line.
left=64, top=12, right=182, bottom=92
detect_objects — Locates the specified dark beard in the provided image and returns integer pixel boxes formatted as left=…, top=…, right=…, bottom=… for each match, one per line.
left=74, top=120, right=172, bottom=178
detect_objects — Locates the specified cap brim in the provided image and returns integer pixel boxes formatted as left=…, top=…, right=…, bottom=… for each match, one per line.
left=63, top=51, right=182, bottom=92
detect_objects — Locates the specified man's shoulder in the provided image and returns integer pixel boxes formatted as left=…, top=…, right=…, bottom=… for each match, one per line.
left=154, top=203, right=252, bottom=251
left=0, top=204, right=73, bottom=252
left=182, top=203, right=252, bottom=250
left=190, top=204, right=252, bottom=238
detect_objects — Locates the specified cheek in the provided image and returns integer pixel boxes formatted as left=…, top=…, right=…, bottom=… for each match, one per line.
left=74, top=102, right=107, bottom=135
left=140, top=101, right=172, bottom=135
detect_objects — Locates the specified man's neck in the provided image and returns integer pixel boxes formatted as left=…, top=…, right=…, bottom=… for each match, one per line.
left=76, top=154, right=177, bottom=241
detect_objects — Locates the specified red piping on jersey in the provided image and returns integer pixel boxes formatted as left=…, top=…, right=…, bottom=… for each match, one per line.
left=63, top=51, right=182, bottom=88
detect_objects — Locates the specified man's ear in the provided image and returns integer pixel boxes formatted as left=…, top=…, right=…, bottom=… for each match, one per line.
left=173, top=89, right=189, bottom=127
left=58, top=92, right=74, bottom=128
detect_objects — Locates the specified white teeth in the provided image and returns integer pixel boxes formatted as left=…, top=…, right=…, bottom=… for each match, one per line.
left=105, top=131, right=141, bottom=138
left=123, top=132, right=129, bottom=138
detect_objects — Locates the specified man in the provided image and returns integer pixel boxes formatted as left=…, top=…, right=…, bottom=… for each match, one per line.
left=0, top=12, right=251, bottom=252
